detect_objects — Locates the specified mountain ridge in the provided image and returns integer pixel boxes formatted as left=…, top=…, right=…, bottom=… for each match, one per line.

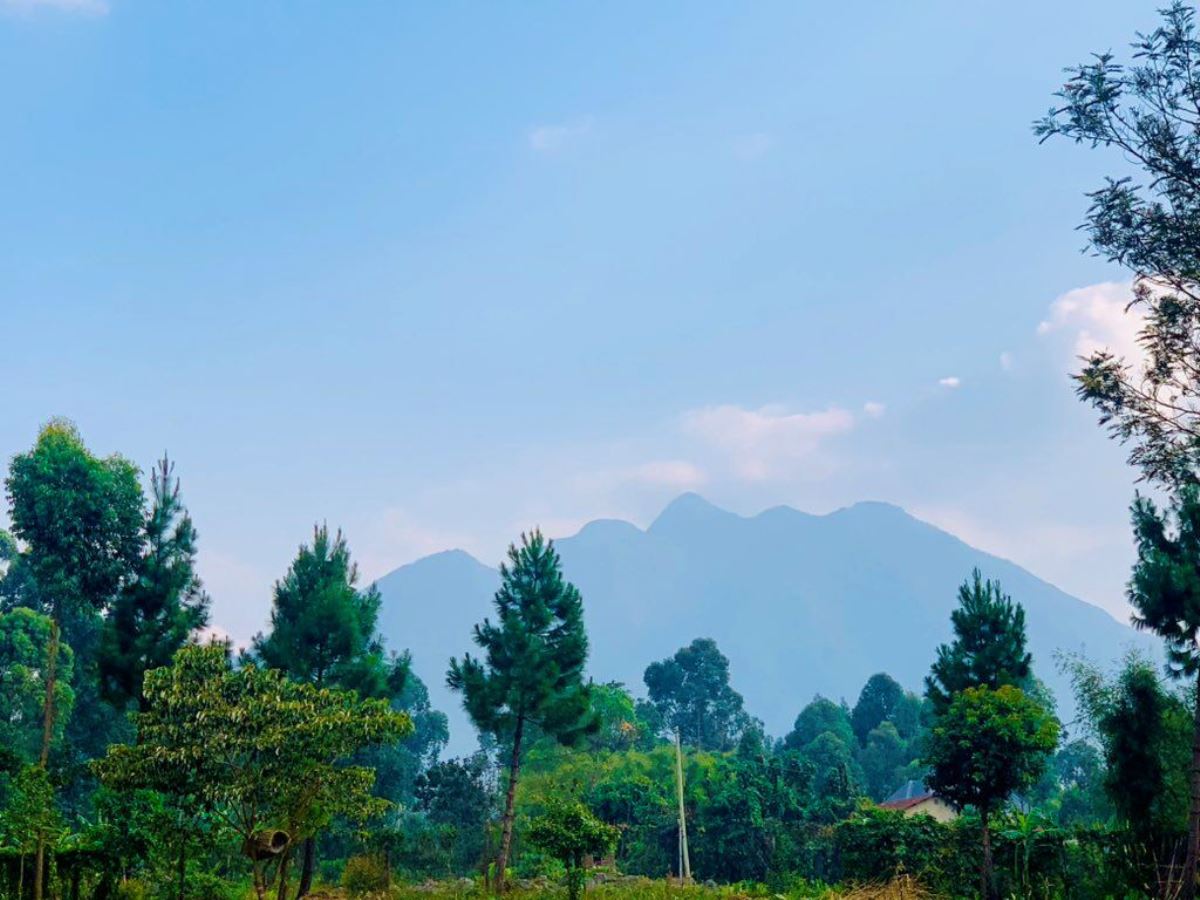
left=374, top=495, right=1151, bottom=756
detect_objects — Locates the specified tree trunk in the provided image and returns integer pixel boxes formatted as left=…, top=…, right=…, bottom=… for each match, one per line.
left=494, top=714, right=525, bottom=893
left=275, top=849, right=291, bottom=900
left=296, top=837, right=315, bottom=898
left=177, top=840, right=186, bottom=900
left=32, top=839, right=47, bottom=900
left=1184, top=671, right=1200, bottom=900
left=980, top=808, right=994, bottom=900
left=33, top=614, right=61, bottom=900
left=252, top=861, right=266, bottom=900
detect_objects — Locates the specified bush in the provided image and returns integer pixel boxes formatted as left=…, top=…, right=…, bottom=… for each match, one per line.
left=113, top=880, right=151, bottom=900
left=342, top=853, right=391, bottom=896
left=158, top=870, right=241, bottom=900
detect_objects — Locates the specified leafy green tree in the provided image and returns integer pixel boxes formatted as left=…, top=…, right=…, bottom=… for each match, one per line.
left=926, top=569, right=1032, bottom=714
left=527, top=799, right=617, bottom=900
left=1035, top=3, right=1200, bottom=487
left=96, top=643, right=412, bottom=900
left=859, top=722, right=908, bottom=801
left=925, top=685, right=1059, bottom=900
left=3, top=420, right=143, bottom=900
left=4, top=420, right=143, bottom=758
left=0, top=765, right=62, bottom=896
left=851, top=672, right=905, bottom=746
left=253, top=524, right=408, bottom=896
left=785, top=695, right=854, bottom=750
left=585, top=682, right=656, bottom=752
left=1048, top=739, right=1112, bottom=827
left=99, top=455, right=209, bottom=712
left=0, top=529, right=15, bottom=568
left=414, top=754, right=494, bottom=873
left=1068, top=651, right=1190, bottom=844
left=644, top=638, right=751, bottom=751
left=889, top=690, right=927, bottom=741
left=797, top=730, right=861, bottom=802
left=448, top=530, right=595, bottom=891
left=363, top=670, right=449, bottom=808
left=0, top=608, right=74, bottom=763
left=1124, top=487, right=1200, bottom=893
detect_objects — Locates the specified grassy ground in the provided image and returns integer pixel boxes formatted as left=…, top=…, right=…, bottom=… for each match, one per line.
left=304, top=875, right=934, bottom=900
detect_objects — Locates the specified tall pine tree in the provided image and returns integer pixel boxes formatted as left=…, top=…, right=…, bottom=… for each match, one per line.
left=1127, top=487, right=1200, bottom=896
left=925, top=568, right=1032, bottom=714
left=99, top=455, right=210, bottom=711
left=448, top=530, right=595, bottom=891
left=253, top=524, right=406, bottom=899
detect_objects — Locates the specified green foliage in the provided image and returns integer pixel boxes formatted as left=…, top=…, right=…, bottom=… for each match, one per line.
left=1129, top=488, right=1200, bottom=679
left=0, top=764, right=63, bottom=854
left=1044, top=739, right=1111, bottom=827
left=0, top=529, right=16, bottom=564
left=1036, top=2, right=1200, bottom=486
left=5, top=418, right=144, bottom=619
left=363, top=670, right=450, bottom=808
left=926, top=685, right=1059, bottom=818
left=585, top=682, right=657, bottom=752
left=0, top=607, right=75, bottom=762
left=528, top=800, right=617, bottom=900
left=342, top=853, right=391, bottom=895
left=926, top=570, right=1032, bottom=714
left=413, top=754, right=494, bottom=874
left=786, top=696, right=854, bottom=751
left=448, top=530, right=596, bottom=882
left=95, top=643, right=412, bottom=897
left=254, top=524, right=404, bottom=698
left=99, top=455, right=210, bottom=712
left=850, top=673, right=904, bottom=747
left=858, top=722, right=907, bottom=802
left=417, top=756, right=494, bottom=830
left=1065, top=651, right=1189, bottom=838
left=448, top=530, right=595, bottom=748
left=643, top=638, right=750, bottom=751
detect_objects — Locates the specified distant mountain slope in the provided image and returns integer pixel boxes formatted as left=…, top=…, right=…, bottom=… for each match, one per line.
left=374, top=494, right=1154, bottom=757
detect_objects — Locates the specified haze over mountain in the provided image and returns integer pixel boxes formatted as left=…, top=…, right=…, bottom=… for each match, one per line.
left=375, top=493, right=1154, bottom=757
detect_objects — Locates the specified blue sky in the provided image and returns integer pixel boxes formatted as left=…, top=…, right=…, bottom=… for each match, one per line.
left=0, top=0, right=1165, bottom=645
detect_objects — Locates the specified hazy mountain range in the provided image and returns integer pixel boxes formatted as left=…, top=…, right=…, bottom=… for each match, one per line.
left=374, top=494, right=1154, bottom=757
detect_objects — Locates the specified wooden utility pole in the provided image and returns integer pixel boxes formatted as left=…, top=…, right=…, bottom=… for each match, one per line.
left=674, top=729, right=691, bottom=883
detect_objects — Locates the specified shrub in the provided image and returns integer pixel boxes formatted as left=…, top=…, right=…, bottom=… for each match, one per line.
left=341, top=853, right=391, bottom=896
left=113, top=880, right=151, bottom=900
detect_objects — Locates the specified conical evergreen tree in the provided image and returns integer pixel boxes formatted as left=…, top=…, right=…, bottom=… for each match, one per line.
left=253, top=523, right=406, bottom=898
left=448, top=530, right=595, bottom=892
left=99, top=455, right=209, bottom=711
left=925, top=568, right=1032, bottom=714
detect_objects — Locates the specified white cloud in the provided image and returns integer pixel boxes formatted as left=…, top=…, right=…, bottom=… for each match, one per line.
left=1, top=0, right=107, bottom=14
left=624, top=459, right=708, bottom=490
left=732, top=132, right=775, bottom=161
left=682, top=403, right=855, bottom=481
left=528, top=116, right=594, bottom=153
left=938, top=376, right=961, bottom=388
left=863, top=401, right=886, bottom=419
left=999, top=351, right=1014, bottom=372
left=1037, top=281, right=1143, bottom=364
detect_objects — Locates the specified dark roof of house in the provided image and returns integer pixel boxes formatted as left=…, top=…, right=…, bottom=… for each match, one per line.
left=879, top=779, right=937, bottom=810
